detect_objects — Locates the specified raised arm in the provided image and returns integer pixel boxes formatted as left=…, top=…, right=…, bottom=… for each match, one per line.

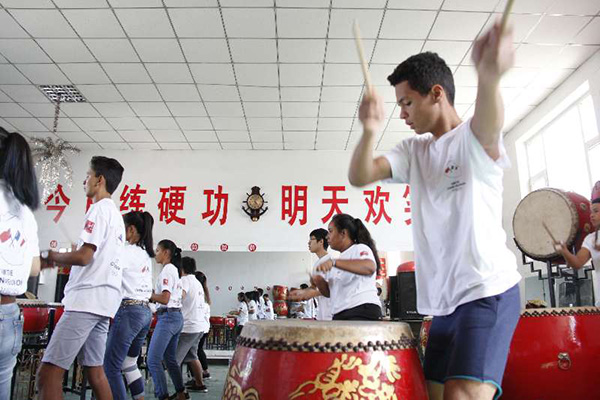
left=348, top=91, right=393, bottom=187
left=470, top=21, right=515, bottom=161
left=41, top=244, right=96, bottom=269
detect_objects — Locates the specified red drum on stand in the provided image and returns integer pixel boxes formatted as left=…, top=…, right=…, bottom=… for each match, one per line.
left=272, top=285, right=288, bottom=301
left=210, top=316, right=226, bottom=326
left=513, top=188, right=592, bottom=262
left=223, top=320, right=427, bottom=399
left=502, top=307, right=600, bottom=399
left=17, top=299, right=49, bottom=334
left=226, top=317, right=236, bottom=329
left=273, top=300, right=288, bottom=317
left=47, top=302, right=64, bottom=326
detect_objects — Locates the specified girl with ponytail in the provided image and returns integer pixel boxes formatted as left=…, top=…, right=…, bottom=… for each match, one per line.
left=148, top=239, right=187, bottom=400
left=104, top=211, right=155, bottom=400
left=193, top=271, right=212, bottom=381
left=313, top=213, right=382, bottom=321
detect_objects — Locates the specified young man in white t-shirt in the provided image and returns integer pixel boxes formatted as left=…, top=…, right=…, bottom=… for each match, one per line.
left=229, top=292, right=248, bottom=338
left=38, top=156, right=125, bottom=400
left=288, top=228, right=332, bottom=321
left=348, top=22, right=521, bottom=400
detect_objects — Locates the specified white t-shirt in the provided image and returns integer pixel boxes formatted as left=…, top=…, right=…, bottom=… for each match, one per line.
left=237, top=301, right=248, bottom=325
left=181, top=274, right=204, bottom=333
left=155, top=263, right=182, bottom=309
left=263, top=299, right=275, bottom=320
left=62, top=198, right=125, bottom=318
left=0, top=183, right=39, bottom=296
left=247, top=299, right=257, bottom=321
left=313, top=254, right=333, bottom=321
left=199, top=302, right=210, bottom=333
left=324, top=244, right=380, bottom=316
left=257, top=296, right=266, bottom=319
left=384, top=119, right=521, bottom=316
left=582, top=232, right=600, bottom=307
left=121, top=243, right=153, bottom=301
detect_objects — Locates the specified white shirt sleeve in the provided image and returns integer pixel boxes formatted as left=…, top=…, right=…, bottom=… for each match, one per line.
left=79, top=205, right=107, bottom=250
left=158, top=267, right=173, bottom=293
left=582, top=233, right=599, bottom=253
left=355, top=244, right=376, bottom=263
left=383, top=138, right=412, bottom=183
left=181, top=276, right=189, bottom=294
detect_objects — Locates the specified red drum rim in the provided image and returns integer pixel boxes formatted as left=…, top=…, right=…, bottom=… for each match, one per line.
left=16, top=299, right=49, bottom=308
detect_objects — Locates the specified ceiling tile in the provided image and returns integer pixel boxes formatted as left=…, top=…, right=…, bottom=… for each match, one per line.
left=328, top=9, right=383, bottom=39
left=500, top=68, right=538, bottom=88
left=283, top=130, right=315, bottom=143
left=253, top=142, right=283, bottom=150
left=77, top=84, right=123, bottom=102
left=380, top=10, right=437, bottom=39
left=553, top=45, right=599, bottom=69
left=429, top=12, right=489, bottom=41
left=198, top=85, right=240, bottom=101
left=546, top=0, right=600, bottom=15
left=220, top=0, right=271, bottom=6
left=250, top=131, right=281, bottom=141
left=528, top=68, right=573, bottom=89
left=280, top=87, right=320, bottom=101
left=71, top=117, right=112, bottom=130
left=318, top=117, right=353, bottom=131
left=493, top=0, right=553, bottom=13
left=176, top=117, right=213, bottom=130
left=235, top=64, right=279, bottom=86
left=481, top=13, right=542, bottom=43
left=320, top=86, right=362, bottom=102
left=275, top=0, right=324, bottom=7
left=316, top=141, right=346, bottom=150
left=132, top=39, right=185, bottom=62
left=332, top=0, right=386, bottom=7
left=243, top=102, right=280, bottom=117
left=221, top=142, right=252, bottom=150
left=442, top=0, right=497, bottom=11
left=281, top=102, right=319, bottom=117
left=190, top=64, right=235, bottom=85
left=239, top=86, right=279, bottom=101
left=61, top=103, right=100, bottom=117
left=282, top=118, right=317, bottom=130
left=184, top=130, right=218, bottom=142
left=103, top=63, right=151, bottom=83
left=285, top=142, right=314, bottom=150
left=422, top=40, right=470, bottom=65
left=190, top=142, right=221, bottom=150
left=0, top=39, right=51, bottom=63
left=17, top=64, right=70, bottom=84
left=573, top=18, right=600, bottom=45
left=318, top=102, right=357, bottom=118
left=0, top=10, right=31, bottom=38
left=116, top=84, right=162, bottom=101
left=204, top=102, right=244, bottom=117
left=159, top=142, right=191, bottom=150
left=151, top=130, right=187, bottom=142
left=315, top=130, right=348, bottom=143
left=157, top=84, right=200, bottom=101
left=108, top=0, right=162, bottom=7
left=0, top=85, right=48, bottom=102
left=59, top=63, right=111, bottom=84
left=387, top=0, right=443, bottom=9
left=0, top=64, right=28, bottom=84
left=180, top=39, right=230, bottom=62
left=140, top=116, right=178, bottom=130
left=84, top=39, right=139, bottom=62
left=54, top=0, right=109, bottom=8
left=371, top=40, right=423, bottom=64
left=514, top=44, right=564, bottom=68
left=115, top=9, right=174, bottom=38
left=20, top=102, right=64, bottom=117
left=10, top=9, right=76, bottom=38
left=40, top=117, right=81, bottom=131
left=168, top=9, right=225, bottom=38
left=326, top=39, right=375, bottom=63
left=278, top=39, right=326, bottom=63
left=129, top=142, right=160, bottom=150
left=247, top=118, right=281, bottom=131
left=100, top=142, right=131, bottom=150
left=119, top=130, right=155, bottom=142
left=37, top=39, right=95, bottom=63
left=279, top=64, right=323, bottom=86
left=0, top=0, right=54, bottom=7
left=276, top=9, right=329, bottom=38
left=71, top=142, right=102, bottom=149
left=56, top=131, right=92, bottom=142
left=527, top=16, right=592, bottom=45
left=146, top=64, right=193, bottom=84
left=323, top=64, right=363, bottom=86
left=129, top=102, right=171, bottom=117
left=106, top=117, right=146, bottom=130
left=217, top=131, right=250, bottom=142
left=453, top=86, right=478, bottom=104
left=63, top=9, right=125, bottom=38
left=211, top=117, right=246, bottom=130
left=0, top=103, right=30, bottom=117
left=222, top=8, right=275, bottom=38
left=167, top=102, right=207, bottom=117
left=453, top=65, right=478, bottom=87
left=229, top=39, right=277, bottom=63
left=86, top=130, right=123, bottom=141
left=93, top=102, right=135, bottom=117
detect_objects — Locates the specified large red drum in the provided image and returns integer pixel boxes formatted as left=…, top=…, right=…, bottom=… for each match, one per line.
left=210, top=316, right=226, bottom=326
left=513, top=188, right=592, bottom=262
left=47, top=302, right=64, bottom=326
left=17, top=299, right=49, bottom=334
left=223, top=320, right=427, bottom=399
left=272, top=285, right=288, bottom=301
left=502, top=307, right=600, bottom=399
left=273, top=300, right=288, bottom=317
left=225, top=317, right=236, bottom=329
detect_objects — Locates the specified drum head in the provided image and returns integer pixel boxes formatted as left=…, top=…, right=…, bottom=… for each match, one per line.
left=16, top=299, right=48, bottom=307
left=513, top=189, right=577, bottom=260
left=240, top=319, right=414, bottom=350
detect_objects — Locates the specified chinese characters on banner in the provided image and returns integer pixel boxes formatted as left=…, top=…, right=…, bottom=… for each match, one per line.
left=46, top=183, right=411, bottom=228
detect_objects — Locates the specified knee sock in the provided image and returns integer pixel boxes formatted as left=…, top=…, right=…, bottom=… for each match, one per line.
left=122, top=356, right=144, bottom=398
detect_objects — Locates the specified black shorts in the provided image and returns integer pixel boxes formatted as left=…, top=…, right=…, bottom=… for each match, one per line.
left=332, top=303, right=382, bottom=321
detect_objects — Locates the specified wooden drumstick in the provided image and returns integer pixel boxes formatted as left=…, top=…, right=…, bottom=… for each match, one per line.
left=353, top=20, right=373, bottom=95
left=500, top=0, right=515, bottom=33
left=542, top=221, right=558, bottom=244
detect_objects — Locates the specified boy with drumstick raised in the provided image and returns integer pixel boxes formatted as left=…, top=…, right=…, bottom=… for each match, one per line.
left=348, top=16, right=521, bottom=400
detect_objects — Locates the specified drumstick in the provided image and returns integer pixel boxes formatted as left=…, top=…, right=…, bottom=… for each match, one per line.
left=500, top=0, right=515, bottom=33
left=542, top=221, right=558, bottom=244
left=353, top=20, right=373, bottom=95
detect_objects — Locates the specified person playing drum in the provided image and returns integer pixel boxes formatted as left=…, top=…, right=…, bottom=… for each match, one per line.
left=347, top=20, right=521, bottom=400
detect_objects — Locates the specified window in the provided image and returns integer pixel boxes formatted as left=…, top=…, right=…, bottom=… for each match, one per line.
left=524, top=93, right=599, bottom=195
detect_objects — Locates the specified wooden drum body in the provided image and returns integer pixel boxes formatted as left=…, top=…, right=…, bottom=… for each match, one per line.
left=513, top=188, right=592, bottom=262
left=223, top=320, right=427, bottom=399
left=502, top=307, right=600, bottom=399
left=273, top=285, right=288, bottom=301
left=17, top=299, right=49, bottom=334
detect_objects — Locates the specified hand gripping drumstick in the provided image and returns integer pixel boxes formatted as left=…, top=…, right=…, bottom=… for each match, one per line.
left=542, top=221, right=558, bottom=244
left=353, top=20, right=373, bottom=95
left=500, top=0, right=515, bottom=33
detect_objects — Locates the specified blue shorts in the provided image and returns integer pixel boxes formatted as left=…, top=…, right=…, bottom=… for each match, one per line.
left=423, top=284, right=520, bottom=399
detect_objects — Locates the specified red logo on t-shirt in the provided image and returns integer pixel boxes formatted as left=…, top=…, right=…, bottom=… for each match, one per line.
left=84, top=220, right=95, bottom=234
left=360, top=251, right=369, bottom=257
left=162, top=278, right=168, bottom=285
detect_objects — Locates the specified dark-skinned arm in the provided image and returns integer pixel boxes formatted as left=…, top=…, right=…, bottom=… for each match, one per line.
left=150, top=290, right=171, bottom=305
left=311, top=275, right=330, bottom=298
left=43, top=244, right=96, bottom=268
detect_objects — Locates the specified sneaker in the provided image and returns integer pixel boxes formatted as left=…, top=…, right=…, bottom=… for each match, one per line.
left=168, top=391, right=190, bottom=400
left=202, top=371, right=211, bottom=380
left=188, top=383, right=208, bottom=393
left=184, top=379, right=195, bottom=387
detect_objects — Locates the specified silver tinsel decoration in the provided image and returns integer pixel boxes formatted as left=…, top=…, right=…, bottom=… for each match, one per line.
left=31, top=137, right=81, bottom=201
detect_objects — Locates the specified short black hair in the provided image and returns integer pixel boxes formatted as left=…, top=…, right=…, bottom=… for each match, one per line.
left=90, top=156, right=124, bottom=195
left=387, top=52, right=455, bottom=105
left=300, top=283, right=309, bottom=289
left=310, top=228, right=329, bottom=250
left=181, top=256, right=196, bottom=275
